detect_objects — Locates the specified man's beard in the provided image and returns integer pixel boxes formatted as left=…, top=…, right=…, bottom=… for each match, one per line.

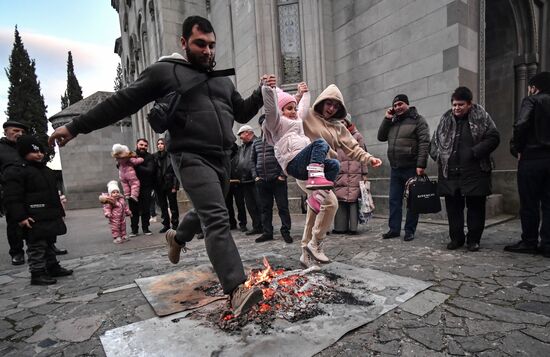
left=136, top=148, right=147, bottom=156
left=185, top=47, right=214, bottom=70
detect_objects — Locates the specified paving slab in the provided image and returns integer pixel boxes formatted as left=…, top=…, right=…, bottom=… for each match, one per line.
left=400, top=290, right=449, bottom=316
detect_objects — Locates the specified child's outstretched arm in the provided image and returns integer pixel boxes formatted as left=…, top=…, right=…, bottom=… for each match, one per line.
left=297, top=82, right=311, bottom=121
left=261, top=85, right=282, bottom=134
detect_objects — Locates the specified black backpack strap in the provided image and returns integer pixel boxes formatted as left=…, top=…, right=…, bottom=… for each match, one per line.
left=161, top=58, right=235, bottom=97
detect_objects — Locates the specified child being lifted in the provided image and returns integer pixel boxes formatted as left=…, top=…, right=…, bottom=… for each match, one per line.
left=261, top=81, right=335, bottom=213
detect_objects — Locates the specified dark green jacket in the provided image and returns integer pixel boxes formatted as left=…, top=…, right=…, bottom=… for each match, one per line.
left=377, top=107, right=430, bottom=169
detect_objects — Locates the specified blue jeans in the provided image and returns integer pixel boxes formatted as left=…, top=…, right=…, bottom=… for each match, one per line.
left=286, top=138, right=340, bottom=182
left=389, top=167, right=419, bottom=235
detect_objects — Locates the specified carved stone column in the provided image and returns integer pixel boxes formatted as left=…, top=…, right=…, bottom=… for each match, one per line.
left=515, top=63, right=528, bottom=112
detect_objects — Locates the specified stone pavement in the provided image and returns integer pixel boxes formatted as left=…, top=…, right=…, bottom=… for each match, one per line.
left=1, top=208, right=549, bottom=356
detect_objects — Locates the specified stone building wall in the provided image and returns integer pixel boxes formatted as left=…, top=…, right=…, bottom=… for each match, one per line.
left=111, top=0, right=550, bottom=214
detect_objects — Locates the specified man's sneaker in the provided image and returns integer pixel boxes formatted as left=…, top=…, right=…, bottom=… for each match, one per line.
left=306, top=240, right=330, bottom=263
left=159, top=226, right=170, bottom=234
left=113, top=237, right=124, bottom=244
left=255, top=234, right=273, bottom=243
left=382, top=231, right=400, bottom=239
left=31, top=272, right=56, bottom=285
left=165, top=229, right=186, bottom=264
left=128, top=231, right=138, bottom=238
left=403, top=233, right=415, bottom=241
left=467, top=242, right=480, bottom=252
left=230, top=284, right=263, bottom=317
left=149, top=216, right=158, bottom=224
left=143, top=230, right=153, bottom=236
left=47, top=264, right=74, bottom=277
left=240, top=226, right=248, bottom=232
left=282, top=233, right=293, bottom=244
left=300, top=248, right=320, bottom=269
left=504, top=241, right=538, bottom=254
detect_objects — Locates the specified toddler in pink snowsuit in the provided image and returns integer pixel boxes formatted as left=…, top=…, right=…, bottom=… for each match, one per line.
left=112, top=143, right=143, bottom=201
left=100, top=181, right=132, bottom=244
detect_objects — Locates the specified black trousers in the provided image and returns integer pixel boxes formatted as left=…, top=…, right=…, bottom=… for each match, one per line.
left=6, top=214, right=25, bottom=257
left=241, top=182, right=262, bottom=231
left=25, top=235, right=58, bottom=273
left=129, top=186, right=153, bottom=233
left=517, top=157, right=550, bottom=249
left=172, top=153, right=246, bottom=294
left=444, top=191, right=486, bottom=245
left=256, top=179, right=291, bottom=236
left=226, top=183, right=247, bottom=229
left=155, top=187, right=179, bottom=229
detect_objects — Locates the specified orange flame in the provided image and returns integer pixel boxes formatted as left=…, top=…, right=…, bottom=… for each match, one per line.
left=244, top=257, right=283, bottom=288
left=258, top=303, right=271, bottom=313
left=223, top=313, right=234, bottom=321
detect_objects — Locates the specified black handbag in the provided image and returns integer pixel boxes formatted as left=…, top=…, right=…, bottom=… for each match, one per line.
left=405, top=175, right=441, bottom=214
left=147, top=61, right=235, bottom=133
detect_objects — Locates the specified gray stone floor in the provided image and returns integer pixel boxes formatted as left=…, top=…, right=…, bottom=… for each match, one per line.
left=1, top=208, right=549, bottom=356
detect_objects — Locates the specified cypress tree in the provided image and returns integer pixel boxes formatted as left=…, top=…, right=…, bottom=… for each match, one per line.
left=114, top=62, right=124, bottom=91
left=60, top=51, right=83, bottom=109
left=5, top=26, right=53, bottom=160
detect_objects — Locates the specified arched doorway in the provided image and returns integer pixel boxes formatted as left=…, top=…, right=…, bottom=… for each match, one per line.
left=484, top=0, right=541, bottom=212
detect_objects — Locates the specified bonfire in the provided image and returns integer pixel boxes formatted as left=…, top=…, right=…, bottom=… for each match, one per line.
left=212, top=257, right=371, bottom=333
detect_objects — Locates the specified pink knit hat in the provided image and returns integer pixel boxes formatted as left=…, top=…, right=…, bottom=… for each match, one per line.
left=277, top=88, right=297, bottom=112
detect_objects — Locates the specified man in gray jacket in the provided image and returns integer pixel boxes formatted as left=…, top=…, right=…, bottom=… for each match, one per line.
left=49, top=16, right=275, bottom=316
left=378, top=94, right=430, bottom=241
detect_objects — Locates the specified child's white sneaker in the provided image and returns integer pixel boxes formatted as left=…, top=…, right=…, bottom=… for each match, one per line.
left=113, top=237, right=124, bottom=244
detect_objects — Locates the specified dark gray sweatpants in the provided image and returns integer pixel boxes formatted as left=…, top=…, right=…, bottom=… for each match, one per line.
left=172, top=152, right=246, bottom=294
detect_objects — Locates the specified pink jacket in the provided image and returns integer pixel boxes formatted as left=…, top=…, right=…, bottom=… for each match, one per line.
left=335, top=126, right=369, bottom=202
left=262, top=86, right=311, bottom=171
left=100, top=194, right=131, bottom=221
left=116, top=157, right=143, bottom=182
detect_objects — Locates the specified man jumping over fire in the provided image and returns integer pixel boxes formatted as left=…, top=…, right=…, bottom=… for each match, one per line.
left=49, top=16, right=275, bottom=316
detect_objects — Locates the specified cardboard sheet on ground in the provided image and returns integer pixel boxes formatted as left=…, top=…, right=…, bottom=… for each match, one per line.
left=135, top=265, right=225, bottom=316
left=102, top=261, right=432, bottom=357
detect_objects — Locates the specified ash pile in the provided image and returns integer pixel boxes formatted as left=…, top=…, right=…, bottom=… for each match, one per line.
left=191, top=258, right=373, bottom=333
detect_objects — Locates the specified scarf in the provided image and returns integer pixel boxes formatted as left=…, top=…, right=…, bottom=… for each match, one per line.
left=430, top=104, right=495, bottom=177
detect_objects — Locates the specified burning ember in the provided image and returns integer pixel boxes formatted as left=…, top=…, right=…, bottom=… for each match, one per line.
left=209, top=257, right=372, bottom=333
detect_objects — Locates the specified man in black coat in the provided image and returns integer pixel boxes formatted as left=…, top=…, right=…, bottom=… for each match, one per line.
left=153, top=137, right=179, bottom=233
left=378, top=94, right=430, bottom=241
left=0, top=120, right=28, bottom=265
left=236, top=125, right=263, bottom=236
left=430, top=87, right=500, bottom=252
left=49, top=16, right=274, bottom=315
left=129, top=138, right=156, bottom=236
left=3, top=135, right=73, bottom=285
left=252, top=115, right=293, bottom=243
left=507, top=72, right=550, bottom=257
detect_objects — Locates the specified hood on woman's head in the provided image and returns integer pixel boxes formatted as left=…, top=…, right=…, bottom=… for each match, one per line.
left=312, top=84, right=347, bottom=120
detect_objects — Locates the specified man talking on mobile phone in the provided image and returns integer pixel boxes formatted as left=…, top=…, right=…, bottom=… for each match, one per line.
left=377, top=94, right=430, bottom=242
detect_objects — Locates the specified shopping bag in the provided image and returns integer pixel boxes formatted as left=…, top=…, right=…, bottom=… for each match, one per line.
left=405, top=175, right=441, bottom=214
left=358, top=180, right=375, bottom=224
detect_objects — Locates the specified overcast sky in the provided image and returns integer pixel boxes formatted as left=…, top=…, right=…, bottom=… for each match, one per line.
left=0, top=0, right=121, bottom=126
